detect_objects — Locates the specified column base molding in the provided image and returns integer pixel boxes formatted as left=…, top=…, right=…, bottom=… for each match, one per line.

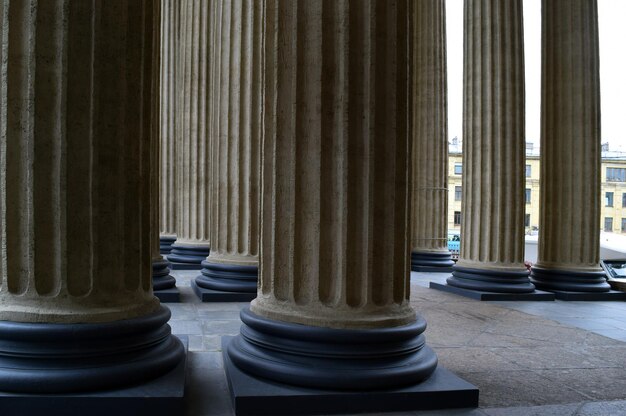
left=411, top=251, right=455, bottom=272
left=191, top=280, right=256, bottom=302
left=166, top=243, right=210, bottom=269
left=447, top=265, right=535, bottom=293
left=196, top=261, right=258, bottom=292
left=430, top=282, right=555, bottom=301
left=159, top=235, right=177, bottom=255
left=530, top=266, right=611, bottom=293
left=0, top=336, right=188, bottom=416
left=226, top=307, right=438, bottom=391
left=222, top=336, right=477, bottom=416
left=152, top=259, right=180, bottom=303
left=0, top=306, right=185, bottom=394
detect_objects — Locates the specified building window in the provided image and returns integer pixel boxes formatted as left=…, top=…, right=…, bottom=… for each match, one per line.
left=525, top=189, right=531, bottom=204
left=604, top=217, right=613, bottom=232
left=606, top=167, right=626, bottom=182
left=525, top=165, right=531, bottom=177
left=622, top=218, right=626, bottom=233
left=454, top=186, right=462, bottom=201
left=454, top=211, right=461, bottom=226
left=454, top=163, right=462, bottom=175
left=606, top=192, right=614, bottom=207
left=623, top=193, right=626, bottom=207
left=524, top=214, right=530, bottom=227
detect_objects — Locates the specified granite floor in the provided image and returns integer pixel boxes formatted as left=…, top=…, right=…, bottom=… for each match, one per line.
left=165, top=269, right=626, bottom=416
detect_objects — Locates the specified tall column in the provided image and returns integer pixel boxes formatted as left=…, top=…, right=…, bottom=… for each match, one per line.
left=193, top=0, right=261, bottom=301
left=152, top=0, right=177, bottom=297
left=226, top=0, right=437, bottom=391
left=445, top=0, right=534, bottom=294
left=167, top=0, right=211, bottom=269
left=0, top=0, right=183, bottom=393
left=159, top=0, right=180, bottom=255
left=410, top=0, right=454, bottom=272
left=530, top=0, right=610, bottom=294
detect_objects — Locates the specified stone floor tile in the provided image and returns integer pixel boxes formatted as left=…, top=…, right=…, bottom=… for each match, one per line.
left=576, top=400, right=626, bottom=415
left=169, top=319, right=204, bottom=335
left=482, top=403, right=581, bottom=416
left=534, top=368, right=626, bottom=401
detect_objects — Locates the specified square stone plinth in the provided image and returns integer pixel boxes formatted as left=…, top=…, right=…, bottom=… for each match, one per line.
left=411, top=265, right=455, bottom=273
left=550, top=290, right=626, bottom=301
left=430, top=282, right=556, bottom=301
left=155, top=287, right=181, bottom=303
left=0, top=336, right=188, bottom=416
left=191, top=280, right=257, bottom=302
left=222, top=337, right=479, bottom=416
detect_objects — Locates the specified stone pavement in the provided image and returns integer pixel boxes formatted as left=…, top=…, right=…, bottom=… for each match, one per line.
left=166, top=270, right=626, bottom=416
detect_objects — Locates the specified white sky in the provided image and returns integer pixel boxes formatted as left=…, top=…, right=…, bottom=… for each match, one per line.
left=446, top=0, right=626, bottom=151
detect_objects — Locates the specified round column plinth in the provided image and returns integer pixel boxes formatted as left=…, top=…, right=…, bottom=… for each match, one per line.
left=152, top=258, right=176, bottom=290
left=160, top=235, right=177, bottom=255
left=447, top=265, right=535, bottom=293
left=411, top=251, right=454, bottom=270
left=167, top=243, right=210, bottom=265
left=226, top=307, right=438, bottom=390
left=0, top=306, right=184, bottom=393
left=530, top=267, right=610, bottom=293
left=196, top=261, right=258, bottom=293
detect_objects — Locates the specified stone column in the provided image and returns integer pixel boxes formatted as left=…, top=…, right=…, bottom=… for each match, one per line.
left=530, top=0, right=610, bottom=294
left=0, top=0, right=183, bottom=393
left=193, top=0, right=261, bottom=301
left=226, top=0, right=437, bottom=390
left=152, top=0, right=177, bottom=297
left=410, top=0, right=454, bottom=272
left=167, top=0, right=212, bottom=269
left=446, top=0, right=534, bottom=293
left=159, top=0, right=180, bottom=255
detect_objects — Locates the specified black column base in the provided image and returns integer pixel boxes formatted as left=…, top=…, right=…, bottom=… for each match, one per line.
left=192, top=261, right=258, bottom=302
left=0, top=336, right=188, bottom=416
left=152, top=259, right=180, bottom=303
left=530, top=266, right=611, bottom=292
left=222, top=336, right=478, bottom=416
left=430, top=282, right=555, bottom=301
left=411, top=250, right=455, bottom=272
left=226, top=307, right=438, bottom=391
left=159, top=236, right=176, bottom=255
left=447, top=265, right=535, bottom=293
left=0, top=306, right=185, bottom=394
left=166, top=243, right=210, bottom=270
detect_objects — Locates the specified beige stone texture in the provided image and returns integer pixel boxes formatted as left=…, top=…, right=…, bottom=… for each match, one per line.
left=410, top=0, right=450, bottom=254
left=152, top=0, right=163, bottom=263
left=205, top=0, right=261, bottom=268
left=0, top=0, right=159, bottom=323
left=159, top=0, right=180, bottom=239
left=175, top=0, right=211, bottom=249
left=251, top=0, right=416, bottom=330
left=535, top=0, right=602, bottom=272
left=456, top=0, right=527, bottom=272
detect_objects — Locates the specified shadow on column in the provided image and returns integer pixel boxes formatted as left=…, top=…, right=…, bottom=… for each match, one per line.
left=192, top=261, right=257, bottom=302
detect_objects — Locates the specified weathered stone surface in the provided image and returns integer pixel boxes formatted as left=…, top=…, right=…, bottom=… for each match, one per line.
left=410, top=0, right=453, bottom=269
left=0, top=0, right=159, bottom=323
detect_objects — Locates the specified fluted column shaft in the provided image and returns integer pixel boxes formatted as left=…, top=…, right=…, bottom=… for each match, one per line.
left=227, top=1, right=437, bottom=392
left=410, top=0, right=454, bottom=270
left=530, top=0, right=609, bottom=292
left=251, top=0, right=414, bottom=330
left=0, top=0, right=158, bottom=323
left=159, top=0, right=180, bottom=254
left=168, top=0, right=211, bottom=266
left=195, top=0, right=262, bottom=296
left=447, top=0, right=533, bottom=293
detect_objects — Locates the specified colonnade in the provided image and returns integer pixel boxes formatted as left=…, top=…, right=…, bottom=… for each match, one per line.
left=0, top=0, right=615, bottom=413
